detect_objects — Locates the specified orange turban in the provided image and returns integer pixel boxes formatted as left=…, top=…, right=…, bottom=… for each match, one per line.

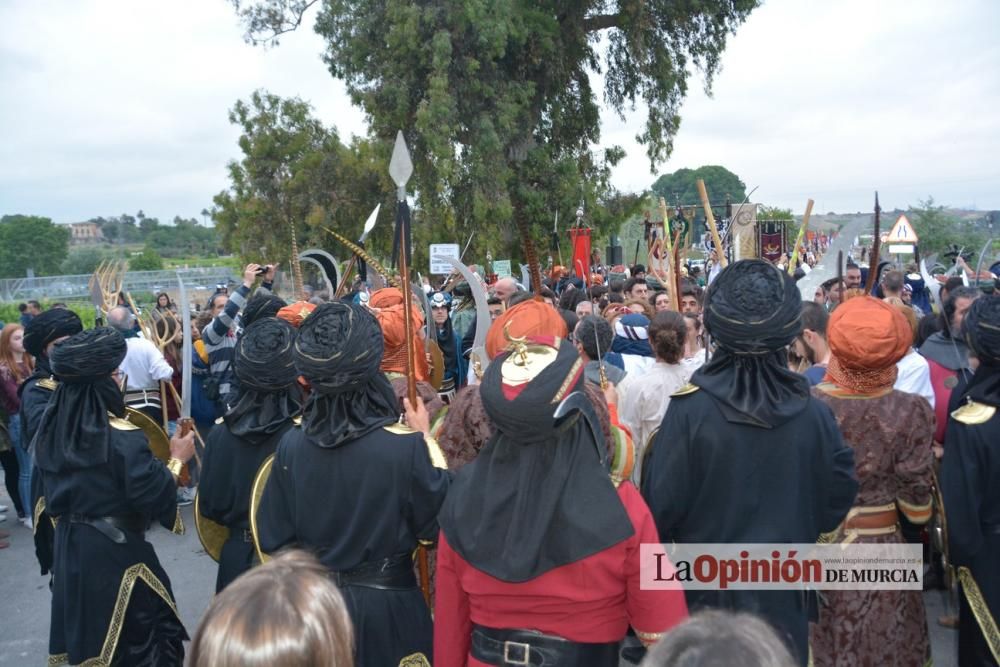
left=486, top=299, right=568, bottom=360
left=369, top=288, right=429, bottom=381
left=825, top=296, right=912, bottom=393
left=276, top=301, right=316, bottom=328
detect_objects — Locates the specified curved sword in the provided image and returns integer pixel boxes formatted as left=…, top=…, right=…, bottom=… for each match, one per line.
left=435, top=255, right=491, bottom=379
left=298, top=248, right=341, bottom=297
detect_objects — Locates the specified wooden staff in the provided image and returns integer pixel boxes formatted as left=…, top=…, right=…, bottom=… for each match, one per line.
left=658, top=198, right=680, bottom=311
left=787, top=199, right=815, bottom=276
left=696, top=180, right=728, bottom=269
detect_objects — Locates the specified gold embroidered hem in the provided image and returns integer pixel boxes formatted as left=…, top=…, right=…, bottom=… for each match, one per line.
left=34, top=496, right=47, bottom=536
left=171, top=509, right=184, bottom=535
left=398, top=652, right=431, bottom=667
left=55, top=563, right=181, bottom=667
left=957, top=566, right=1000, bottom=663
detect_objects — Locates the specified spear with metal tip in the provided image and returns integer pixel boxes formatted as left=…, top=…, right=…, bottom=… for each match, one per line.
left=389, top=131, right=418, bottom=409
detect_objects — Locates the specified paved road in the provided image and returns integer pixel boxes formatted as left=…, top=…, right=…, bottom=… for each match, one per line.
left=0, top=486, right=958, bottom=666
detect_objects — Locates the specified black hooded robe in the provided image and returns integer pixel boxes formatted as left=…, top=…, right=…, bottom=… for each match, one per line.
left=941, top=375, right=1000, bottom=666
left=641, top=388, right=858, bottom=665
left=198, top=419, right=294, bottom=592
left=42, top=423, right=186, bottom=666
left=256, top=424, right=449, bottom=666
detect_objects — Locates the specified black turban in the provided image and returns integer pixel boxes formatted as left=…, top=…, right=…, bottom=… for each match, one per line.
left=959, top=296, right=1000, bottom=408
left=241, top=293, right=287, bottom=330
left=23, top=308, right=83, bottom=358
left=439, top=339, right=632, bottom=582
left=226, top=318, right=302, bottom=444
left=964, top=295, right=1000, bottom=367
left=694, top=260, right=810, bottom=428
left=293, top=302, right=397, bottom=448
left=34, top=328, right=128, bottom=473
left=235, top=317, right=298, bottom=390
left=703, top=259, right=802, bottom=354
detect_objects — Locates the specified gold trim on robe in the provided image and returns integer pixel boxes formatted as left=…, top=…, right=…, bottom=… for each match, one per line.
left=47, top=563, right=181, bottom=667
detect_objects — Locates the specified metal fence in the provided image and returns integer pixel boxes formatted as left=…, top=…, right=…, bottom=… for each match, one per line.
left=0, top=267, right=237, bottom=303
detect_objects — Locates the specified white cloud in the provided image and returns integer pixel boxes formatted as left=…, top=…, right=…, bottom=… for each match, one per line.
left=1, top=0, right=998, bottom=223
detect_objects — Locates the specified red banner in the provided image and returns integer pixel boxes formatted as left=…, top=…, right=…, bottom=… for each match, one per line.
left=568, top=227, right=592, bottom=279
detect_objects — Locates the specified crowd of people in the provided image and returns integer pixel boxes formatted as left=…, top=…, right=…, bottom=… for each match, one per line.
left=0, top=245, right=998, bottom=667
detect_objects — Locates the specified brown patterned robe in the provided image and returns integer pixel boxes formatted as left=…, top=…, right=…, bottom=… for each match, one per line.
left=810, top=385, right=935, bottom=667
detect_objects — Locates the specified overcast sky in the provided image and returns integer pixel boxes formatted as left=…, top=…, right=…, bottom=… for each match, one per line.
left=2, top=0, right=998, bottom=224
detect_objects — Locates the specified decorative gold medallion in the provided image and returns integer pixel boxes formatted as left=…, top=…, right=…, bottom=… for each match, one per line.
left=951, top=398, right=997, bottom=425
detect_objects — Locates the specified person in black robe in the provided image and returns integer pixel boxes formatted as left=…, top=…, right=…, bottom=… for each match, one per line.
left=35, top=327, right=196, bottom=666
left=20, top=308, right=84, bottom=575
left=941, top=295, right=1000, bottom=666
left=641, top=260, right=858, bottom=665
left=198, top=317, right=302, bottom=592
left=256, top=301, right=450, bottom=667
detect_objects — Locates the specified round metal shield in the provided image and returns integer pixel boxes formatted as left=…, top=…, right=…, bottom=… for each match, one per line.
left=194, top=489, right=228, bottom=563
left=427, top=339, right=445, bottom=391
left=249, top=454, right=275, bottom=565
left=124, top=407, right=171, bottom=464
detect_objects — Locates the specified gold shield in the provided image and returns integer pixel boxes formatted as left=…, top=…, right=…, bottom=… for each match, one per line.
left=194, top=490, right=228, bottom=563
left=249, top=454, right=275, bottom=565
left=123, top=407, right=171, bottom=464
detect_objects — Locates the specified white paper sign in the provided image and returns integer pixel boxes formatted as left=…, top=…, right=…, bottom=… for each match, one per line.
left=429, top=243, right=460, bottom=274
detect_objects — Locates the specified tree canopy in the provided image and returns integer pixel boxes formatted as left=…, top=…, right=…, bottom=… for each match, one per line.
left=651, top=165, right=747, bottom=207
left=0, top=215, right=71, bottom=279
left=231, top=0, right=759, bottom=267
left=910, top=196, right=991, bottom=261
left=212, top=90, right=392, bottom=267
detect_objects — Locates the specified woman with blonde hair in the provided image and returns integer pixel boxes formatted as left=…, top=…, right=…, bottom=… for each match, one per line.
left=0, top=323, right=34, bottom=527
left=189, top=550, right=354, bottom=667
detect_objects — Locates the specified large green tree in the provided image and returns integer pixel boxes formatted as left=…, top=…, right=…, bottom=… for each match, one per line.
left=212, top=90, right=392, bottom=266
left=911, top=196, right=988, bottom=260
left=0, top=215, right=71, bottom=278
left=651, top=165, right=747, bottom=207
left=231, top=0, right=758, bottom=268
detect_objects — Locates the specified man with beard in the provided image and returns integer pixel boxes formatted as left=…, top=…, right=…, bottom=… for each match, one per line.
left=20, top=308, right=84, bottom=574
left=642, top=260, right=858, bottom=665
left=36, top=328, right=196, bottom=666
left=919, top=286, right=979, bottom=449
left=941, top=295, right=1000, bottom=666
left=255, top=302, right=449, bottom=666
left=197, top=317, right=302, bottom=592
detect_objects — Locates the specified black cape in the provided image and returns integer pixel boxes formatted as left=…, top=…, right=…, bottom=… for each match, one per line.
left=19, top=369, right=57, bottom=576
left=941, top=365, right=1000, bottom=666
left=41, top=425, right=186, bottom=666
left=641, top=389, right=858, bottom=665
left=257, top=424, right=449, bottom=666
left=198, top=419, right=293, bottom=592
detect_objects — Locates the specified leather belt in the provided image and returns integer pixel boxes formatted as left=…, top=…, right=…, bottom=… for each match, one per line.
left=225, top=527, right=254, bottom=544
left=841, top=503, right=899, bottom=538
left=470, top=625, right=619, bottom=666
left=330, top=554, right=416, bottom=591
left=125, top=389, right=161, bottom=407
left=67, top=514, right=147, bottom=544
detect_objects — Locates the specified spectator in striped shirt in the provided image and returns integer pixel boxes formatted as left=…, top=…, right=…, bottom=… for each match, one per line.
left=201, top=263, right=277, bottom=414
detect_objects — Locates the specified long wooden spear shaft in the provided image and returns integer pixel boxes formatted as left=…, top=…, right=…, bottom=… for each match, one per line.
left=658, top=198, right=680, bottom=310
left=696, top=180, right=728, bottom=269
left=864, top=192, right=882, bottom=294
left=390, top=132, right=418, bottom=408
